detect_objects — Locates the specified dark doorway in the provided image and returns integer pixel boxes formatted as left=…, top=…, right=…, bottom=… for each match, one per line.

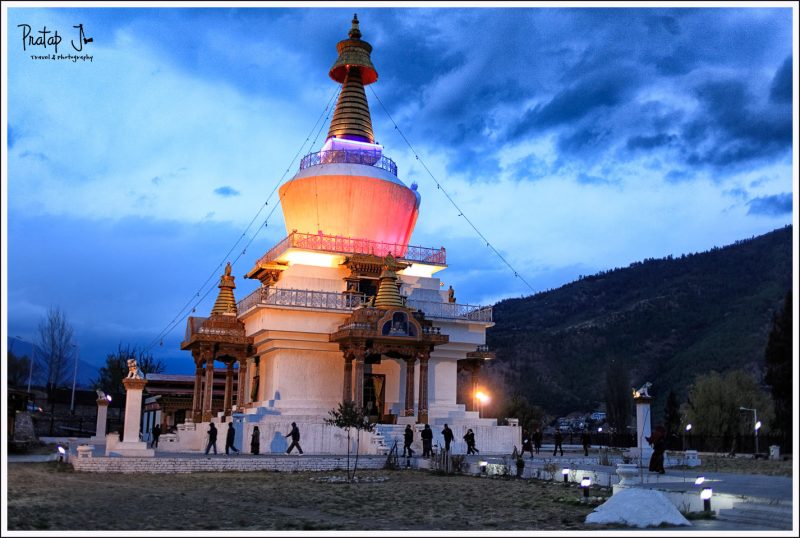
left=364, top=374, right=386, bottom=422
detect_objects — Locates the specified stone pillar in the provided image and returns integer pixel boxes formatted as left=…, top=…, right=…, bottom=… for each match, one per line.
left=223, top=359, right=234, bottom=417
left=417, top=351, right=430, bottom=424
left=191, top=355, right=205, bottom=422
left=353, top=350, right=365, bottom=410
left=634, top=395, right=653, bottom=463
left=342, top=352, right=353, bottom=404
left=202, top=356, right=216, bottom=422
left=113, top=378, right=154, bottom=457
left=90, top=396, right=109, bottom=443
left=403, top=356, right=416, bottom=417
left=236, top=356, right=248, bottom=409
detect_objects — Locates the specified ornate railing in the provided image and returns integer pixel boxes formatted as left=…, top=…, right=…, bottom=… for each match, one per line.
left=237, top=288, right=493, bottom=323
left=299, top=149, right=398, bottom=177
left=407, top=299, right=493, bottom=323
left=238, top=288, right=367, bottom=313
left=255, top=231, right=447, bottom=267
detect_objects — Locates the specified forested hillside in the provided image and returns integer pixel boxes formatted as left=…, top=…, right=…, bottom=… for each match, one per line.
left=484, top=225, right=793, bottom=420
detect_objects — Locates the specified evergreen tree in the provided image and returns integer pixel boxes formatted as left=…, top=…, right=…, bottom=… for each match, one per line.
left=763, top=290, right=792, bottom=447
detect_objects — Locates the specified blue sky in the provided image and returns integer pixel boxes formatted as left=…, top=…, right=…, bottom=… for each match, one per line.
left=3, top=5, right=796, bottom=378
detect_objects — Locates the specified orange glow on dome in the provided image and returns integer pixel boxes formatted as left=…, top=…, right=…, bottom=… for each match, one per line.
left=279, top=171, right=420, bottom=253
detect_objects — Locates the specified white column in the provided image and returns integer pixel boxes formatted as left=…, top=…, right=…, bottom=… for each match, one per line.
left=634, top=396, right=653, bottom=463
left=91, top=398, right=109, bottom=443
left=113, top=378, right=154, bottom=457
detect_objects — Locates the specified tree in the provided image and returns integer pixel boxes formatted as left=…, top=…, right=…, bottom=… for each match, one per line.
left=604, top=357, right=631, bottom=443
left=499, top=392, right=545, bottom=433
left=324, top=401, right=376, bottom=482
left=681, top=369, right=774, bottom=452
left=664, top=390, right=681, bottom=449
left=92, top=344, right=166, bottom=397
left=763, top=291, right=792, bottom=447
left=35, top=307, right=75, bottom=392
left=7, top=351, right=32, bottom=388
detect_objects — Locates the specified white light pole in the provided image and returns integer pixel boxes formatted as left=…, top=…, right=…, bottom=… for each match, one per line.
left=70, top=343, right=80, bottom=415
left=739, top=407, right=759, bottom=455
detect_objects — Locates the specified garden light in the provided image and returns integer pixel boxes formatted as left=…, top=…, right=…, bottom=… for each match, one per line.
left=701, top=488, right=713, bottom=513
left=694, top=476, right=705, bottom=485
left=57, top=445, right=66, bottom=462
left=562, top=468, right=569, bottom=483
left=685, top=424, right=692, bottom=432
left=754, top=421, right=762, bottom=431
left=479, top=461, right=488, bottom=475
left=580, top=476, right=592, bottom=501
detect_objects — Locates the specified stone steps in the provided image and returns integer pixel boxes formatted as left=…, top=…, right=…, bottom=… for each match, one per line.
left=715, top=503, right=793, bottom=530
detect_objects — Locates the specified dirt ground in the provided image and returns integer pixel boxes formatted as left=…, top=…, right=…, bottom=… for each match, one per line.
left=6, top=462, right=616, bottom=531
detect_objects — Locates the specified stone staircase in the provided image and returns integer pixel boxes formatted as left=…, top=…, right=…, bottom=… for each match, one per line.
left=715, top=502, right=793, bottom=530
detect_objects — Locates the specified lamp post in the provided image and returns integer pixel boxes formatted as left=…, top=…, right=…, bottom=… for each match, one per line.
left=683, top=423, right=692, bottom=450
left=739, top=407, right=759, bottom=455
left=70, top=343, right=80, bottom=415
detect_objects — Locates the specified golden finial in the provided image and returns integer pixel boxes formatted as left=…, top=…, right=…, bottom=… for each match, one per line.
left=211, top=265, right=238, bottom=316
left=224, top=262, right=232, bottom=277
left=349, top=14, right=362, bottom=40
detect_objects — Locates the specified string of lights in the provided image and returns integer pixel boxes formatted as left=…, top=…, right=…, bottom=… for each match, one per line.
left=369, top=86, right=536, bottom=294
left=145, top=86, right=342, bottom=352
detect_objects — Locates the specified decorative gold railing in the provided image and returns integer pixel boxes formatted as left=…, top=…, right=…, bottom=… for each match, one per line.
left=254, top=231, right=447, bottom=267
left=237, top=288, right=493, bottom=322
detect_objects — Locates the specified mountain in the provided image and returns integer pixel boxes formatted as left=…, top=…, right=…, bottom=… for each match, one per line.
left=485, top=225, right=793, bottom=421
left=6, top=338, right=99, bottom=389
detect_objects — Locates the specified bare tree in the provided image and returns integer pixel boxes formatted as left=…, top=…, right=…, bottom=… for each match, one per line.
left=35, top=307, right=75, bottom=391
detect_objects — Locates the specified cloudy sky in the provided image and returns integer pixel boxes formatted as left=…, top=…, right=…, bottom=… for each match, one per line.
left=3, top=5, right=796, bottom=377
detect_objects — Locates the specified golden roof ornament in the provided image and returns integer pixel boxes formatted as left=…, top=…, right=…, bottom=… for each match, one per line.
left=373, top=254, right=406, bottom=308
left=327, top=14, right=378, bottom=143
left=211, top=262, right=238, bottom=316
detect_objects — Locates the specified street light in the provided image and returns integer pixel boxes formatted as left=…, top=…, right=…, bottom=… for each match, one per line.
left=739, top=407, right=759, bottom=455
left=475, top=391, right=490, bottom=418
left=70, top=343, right=80, bottom=415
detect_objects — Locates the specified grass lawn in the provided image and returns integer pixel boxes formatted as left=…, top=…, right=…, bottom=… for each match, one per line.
left=6, top=462, right=616, bottom=531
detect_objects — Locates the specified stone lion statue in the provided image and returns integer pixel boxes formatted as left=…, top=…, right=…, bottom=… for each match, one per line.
left=126, top=358, right=145, bottom=380
left=632, top=381, right=652, bottom=398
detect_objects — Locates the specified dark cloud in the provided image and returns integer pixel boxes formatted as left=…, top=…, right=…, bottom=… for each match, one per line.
left=214, top=186, right=240, bottom=197
left=770, top=56, right=792, bottom=103
left=556, top=127, right=610, bottom=158
left=8, top=124, right=17, bottom=148
left=723, top=187, right=749, bottom=200
left=626, top=133, right=677, bottom=151
left=681, top=77, right=792, bottom=168
left=746, top=193, right=792, bottom=216
left=510, top=72, right=635, bottom=139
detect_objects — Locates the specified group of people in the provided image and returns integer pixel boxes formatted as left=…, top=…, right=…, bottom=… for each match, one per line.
left=203, top=422, right=304, bottom=456
left=520, top=429, right=544, bottom=457
left=403, top=423, right=479, bottom=457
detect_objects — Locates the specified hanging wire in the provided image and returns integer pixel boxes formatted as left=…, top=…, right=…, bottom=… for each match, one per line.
left=368, top=86, right=536, bottom=294
left=145, top=86, right=341, bottom=352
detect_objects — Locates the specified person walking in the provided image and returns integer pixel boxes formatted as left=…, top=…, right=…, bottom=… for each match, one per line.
left=151, top=423, right=161, bottom=449
left=403, top=424, right=415, bottom=457
left=285, top=422, right=304, bottom=455
left=647, top=425, right=666, bottom=474
left=441, top=423, right=454, bottom=453
left=521, top=430, right=534, bottom=458
left=464, top=428, right=479, bottom=455
left=421, top=424, right=433, bottom=458
left=533, top=428, right=543, bottom=454
left=251, top=426, right=260, bottom=455
left=581, top=429, right=591, bottom=457
left=225, top=422, right=240, bottom=455
left=204, top=423, right=218, bottom=455
left=553, top=428, right=564, bottom=456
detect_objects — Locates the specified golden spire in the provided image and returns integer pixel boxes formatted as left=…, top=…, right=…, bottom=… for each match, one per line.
left=374, top=254, right=405, bottom=308
left=327, top=14, right=378, bottom=143
left=211, top=262, right=238, bottom=316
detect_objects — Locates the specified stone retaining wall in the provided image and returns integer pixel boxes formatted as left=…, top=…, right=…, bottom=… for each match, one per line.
left=71, top=455, right=392, bottom=474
